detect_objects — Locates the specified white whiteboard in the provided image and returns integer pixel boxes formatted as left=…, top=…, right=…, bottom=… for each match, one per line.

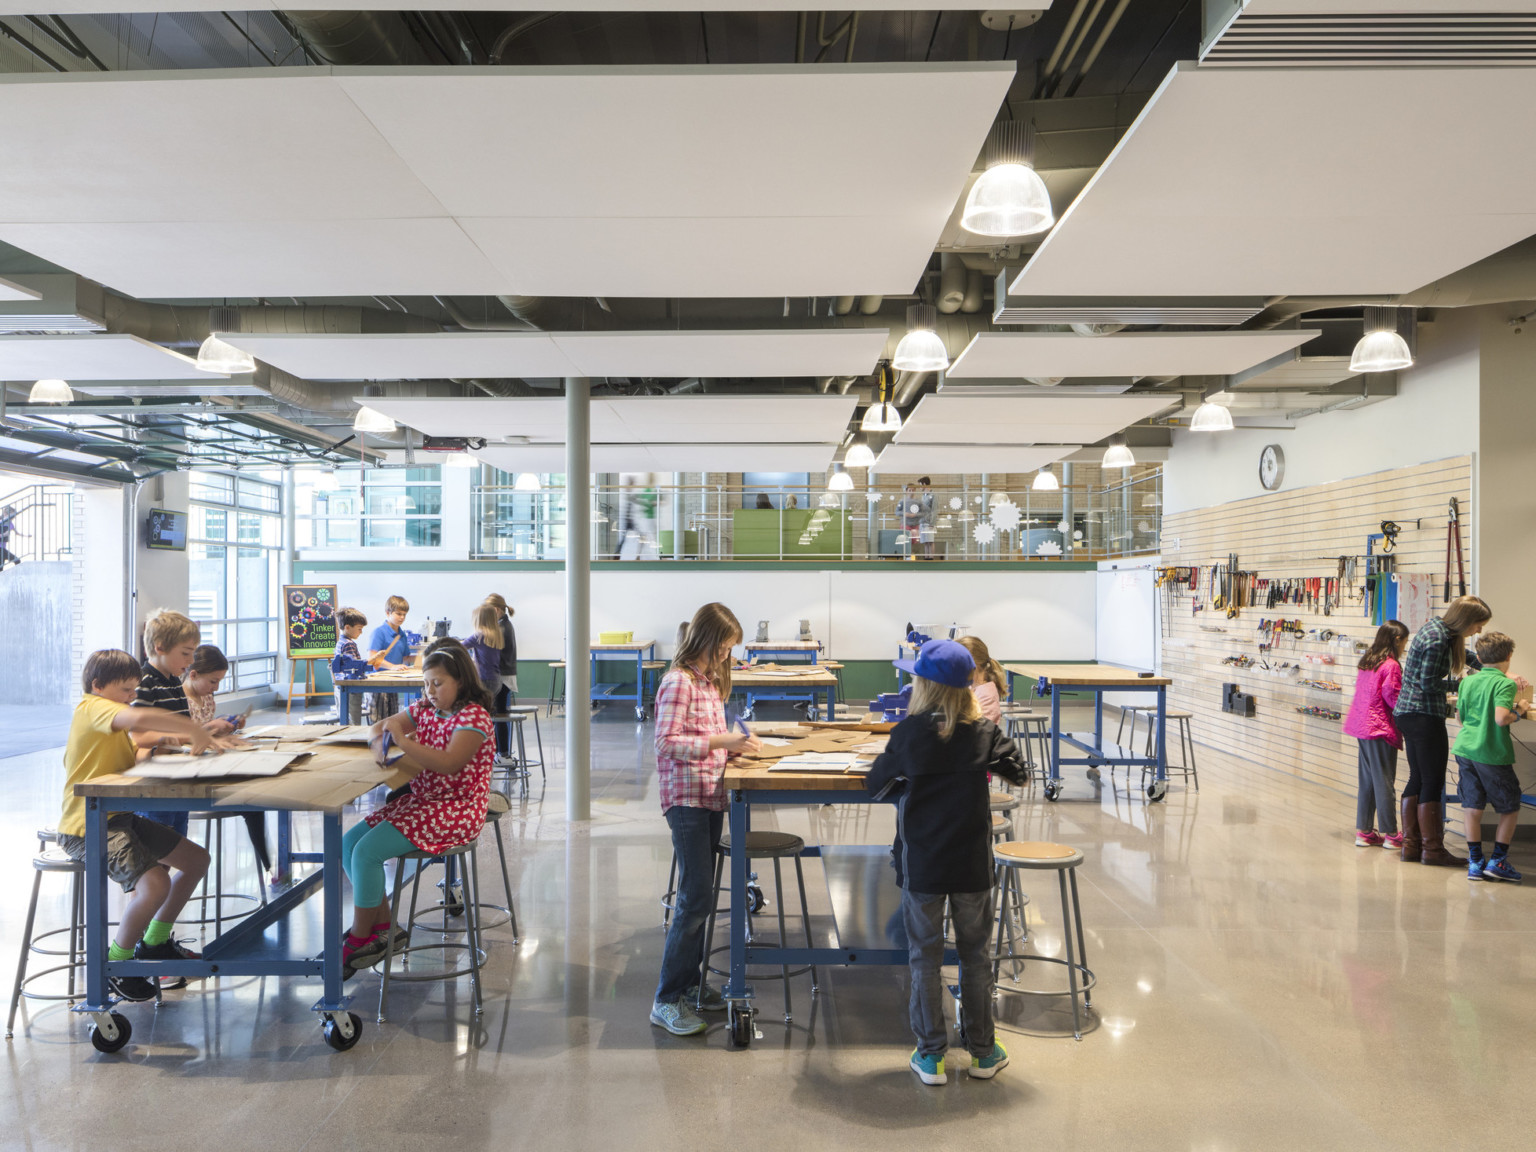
left=1095, top=563, right=1157, bottom=672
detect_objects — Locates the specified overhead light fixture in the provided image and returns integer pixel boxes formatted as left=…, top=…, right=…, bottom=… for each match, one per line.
left=827, top=466, right=854, bottom=492
left=844, top=441, right=876, bottom=468
left=1032, top=465, right=1059, bottom=491
left=352, top=405, right=396, bottom=434
left=514, top=472, right=541, bottom=492
left=194, top=334, right=255, bottom=375
left=1189, top=397, right=1235, bottom=433
left=960, top=120, right=1054, bottom=239
left=28, top=378, right=73, bottom=404
left=860, top=367, right=904, bottom=432
left=444, top=451, right=477, bottom=469
left=892, top=304, right=949, bottom=373
left=1350, top=305, right=1414, bottom=373
left=1101, top=434, right=1135, bottom=469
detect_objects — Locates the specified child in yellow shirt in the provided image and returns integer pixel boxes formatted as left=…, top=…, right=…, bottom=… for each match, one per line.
left=56, top=649, right=227, bottom=1003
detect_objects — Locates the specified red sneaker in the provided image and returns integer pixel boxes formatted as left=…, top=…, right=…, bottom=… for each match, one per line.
left=1355, top=830, right=1384, bottom=847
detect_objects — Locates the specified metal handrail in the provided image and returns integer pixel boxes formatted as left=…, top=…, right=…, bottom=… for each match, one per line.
left=0, top=483, right=73, bottom=566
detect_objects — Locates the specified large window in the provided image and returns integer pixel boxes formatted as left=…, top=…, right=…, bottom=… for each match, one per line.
left=188, top=469, right=283, bottom=691
left=296, top=465, right=443, bottom=548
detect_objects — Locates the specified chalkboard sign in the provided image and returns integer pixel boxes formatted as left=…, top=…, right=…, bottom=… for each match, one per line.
left=284, top=584, right=339, bottom=659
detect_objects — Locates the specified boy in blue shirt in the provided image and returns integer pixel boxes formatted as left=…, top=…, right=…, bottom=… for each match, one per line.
left=1454, top=631, right=1530, bottom=882
left=364, top=595, right=412, bottom=722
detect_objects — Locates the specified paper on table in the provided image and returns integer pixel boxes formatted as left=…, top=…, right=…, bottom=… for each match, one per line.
left=758, top=737, right=792, bottom=747
left=768, top=751, right=862, bottom=772
left=127, top=749, right=306, bottom=779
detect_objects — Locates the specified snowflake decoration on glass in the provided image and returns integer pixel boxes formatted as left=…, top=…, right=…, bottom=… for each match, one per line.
left=907, top=503, right=922, bottom=516
left=949, top=496, right=962, bottom=510
left=973, top=521, right=997, bottom=545
left=990, top=499, right=1022, bottom=533
left=1035, top=539, right=1063, bottom=556
left=866, top=490, right=882, bottom=502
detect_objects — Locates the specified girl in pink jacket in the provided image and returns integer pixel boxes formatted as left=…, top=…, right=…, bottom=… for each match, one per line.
left=1343, top=621, right=1409, bottom=848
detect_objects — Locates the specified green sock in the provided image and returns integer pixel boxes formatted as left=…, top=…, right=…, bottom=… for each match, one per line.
left=107, top=941, right=134, bottom=962
left=142, top=919, right=174, bottom=947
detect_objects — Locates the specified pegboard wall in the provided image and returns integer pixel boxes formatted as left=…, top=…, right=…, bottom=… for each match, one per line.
left=1159, top=456, right=1473, bottom=795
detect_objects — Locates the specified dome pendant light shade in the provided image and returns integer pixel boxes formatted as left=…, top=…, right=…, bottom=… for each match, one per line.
left=1101, top=435, right=1135, bottom=469
left=1032, top=466, right=1059, bottom=491
left=960, top=120, right=1055, bottom=239
left=352, top=405, right=397, bottom=434
left=444, top=451, right=477, bottom=469
left=1189, top=399, right=1235, bottom=433
left=844, top=441, right=876, bottom=468
left=892, top=304, right=949, bottom=372
left=29, top=378, right=73, bottom=404
left=195, top=334, right=256, bottom=375
left=827, top=467, right=854, bottom=492
left=860, top=403, right=903, bottom=433
left=1350, top=307, right=1414, bottom=373
left=513, top=472, right=541, bottom=492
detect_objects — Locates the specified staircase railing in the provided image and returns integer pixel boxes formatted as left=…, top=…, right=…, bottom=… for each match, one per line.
left=0, top=483, right=74, bottom=566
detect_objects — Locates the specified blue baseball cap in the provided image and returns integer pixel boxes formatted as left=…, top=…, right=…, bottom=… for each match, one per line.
left=893, top=638, right=975, bottom=689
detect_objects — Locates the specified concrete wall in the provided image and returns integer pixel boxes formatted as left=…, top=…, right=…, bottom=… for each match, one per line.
left=0, top=560, right=72, bottom=704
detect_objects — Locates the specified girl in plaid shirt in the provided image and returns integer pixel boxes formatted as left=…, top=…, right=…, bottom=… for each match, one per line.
left=650, top=602, right=760, bottom=1036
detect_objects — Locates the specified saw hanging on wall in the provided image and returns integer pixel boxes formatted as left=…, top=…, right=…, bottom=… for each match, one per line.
left=1445, top=497, right=1466, bottom=601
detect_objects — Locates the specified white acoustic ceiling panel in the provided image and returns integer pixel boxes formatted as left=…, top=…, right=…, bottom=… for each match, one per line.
left=946, top=329, right=1319, bottom=379
left=0, top=65, right=1012, bottom=299
left=0, top=276, right=40, bottom=302
left=874, top=443, right=1079, bottom=474
left=363, top=393, right=857, bottom=445
left=228, top=329, right=887, bottom=381
left=475, top=442, right=838, bottom=474
left=895, top=393, right=1175, bottom=445
left=0, top=335, right=219, bottom=380
left=1010, top=62, right=1536, bottom=297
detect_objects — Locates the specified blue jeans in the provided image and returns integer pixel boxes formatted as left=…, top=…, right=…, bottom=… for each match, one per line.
left=903, top=888, right=995, bottom=1058
left=654, top=805, right=723, bottom=1005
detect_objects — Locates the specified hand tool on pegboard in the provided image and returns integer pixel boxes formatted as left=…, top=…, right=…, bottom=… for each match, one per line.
left=1445, top=497, right=1466, bottom=600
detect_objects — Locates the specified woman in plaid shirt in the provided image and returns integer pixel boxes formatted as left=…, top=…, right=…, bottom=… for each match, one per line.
left=650, top=602, right=760, bottom=1036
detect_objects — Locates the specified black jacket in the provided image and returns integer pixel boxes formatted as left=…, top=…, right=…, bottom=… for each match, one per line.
left=866, top=711, right=1027, bottom=895
left=497, top=616, right=518, bottom=675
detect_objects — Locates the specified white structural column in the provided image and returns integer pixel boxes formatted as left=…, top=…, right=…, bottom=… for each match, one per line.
left=565, top=376, right=592, bottom=823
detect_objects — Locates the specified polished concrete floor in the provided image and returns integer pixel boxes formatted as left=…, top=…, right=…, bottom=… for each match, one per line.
left=2, top=702, right=1532, bottom=1152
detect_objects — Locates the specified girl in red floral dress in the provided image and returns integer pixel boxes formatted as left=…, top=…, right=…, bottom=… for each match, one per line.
left=340, top=645, right=496, bottom=976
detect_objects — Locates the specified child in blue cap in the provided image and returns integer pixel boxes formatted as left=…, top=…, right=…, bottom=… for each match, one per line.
left=867, top=638, right=1026, bottom=1085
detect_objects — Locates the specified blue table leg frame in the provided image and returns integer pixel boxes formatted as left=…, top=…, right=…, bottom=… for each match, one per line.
left=1005, top=671, right=1169, bottom=803
left=589, top=643, right=656, bottom=721
left=739, top=682, right=836, bottom=722
left=76, top=794, right=357, bottom=1054
left=721, top=784, right=955, bottom=1048
left=338, top=681, right=423, bottom=726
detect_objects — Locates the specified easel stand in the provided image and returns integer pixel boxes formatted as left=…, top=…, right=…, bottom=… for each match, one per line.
left=286, top=657, right=332, bottom=717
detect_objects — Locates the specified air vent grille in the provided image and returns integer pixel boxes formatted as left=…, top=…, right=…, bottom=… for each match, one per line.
left=1204, top=14, right=1536, bottom=67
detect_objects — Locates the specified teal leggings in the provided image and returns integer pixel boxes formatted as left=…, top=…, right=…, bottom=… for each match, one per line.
left=341, top=818, right=415, bottom=909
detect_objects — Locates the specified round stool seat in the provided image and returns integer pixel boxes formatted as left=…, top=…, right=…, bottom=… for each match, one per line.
left=1155, top=709, right=1194, bottom=720
left=719, top=830, right=805, bottom=858
left=990, top=813, right=1012, bottom=835
left=36, top=827, right=57, bottom=845
left=486, top=791, right=512, bottom=817
left=402, top=840, right=476, bottom=862
left=505, top=704, right=540, bottom=715
left=1000, top=704, right=1036, bottom=715
left=33, top=849, right=82, bottom=874
left=989, top=791, right=1020, bottom=813
left=994, top=841, right=1084, bottom=869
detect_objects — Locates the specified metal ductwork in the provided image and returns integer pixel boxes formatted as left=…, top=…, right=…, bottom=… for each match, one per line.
left=1394, top=234, right=1536, bottom=308
left=457, top=378, right=539, bottom=398
left=495, top=294, right=617, bottom=332
left=102, top=293, right=440, bottom=347
left=280, top=11, right=432, bottom=66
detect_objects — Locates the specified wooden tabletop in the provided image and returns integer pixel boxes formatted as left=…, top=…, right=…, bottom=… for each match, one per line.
left=335, top=669, right=424, bottom=688
left=590, top=641, right=655, bottom=651
left=732, top=668, right=839, bottom=688
left=724, top=762, right=875, bottom=793
left=1003, top=662, right=1171, bottom=688
left=76, top=742, right=394, bottom=813
left=744, top=640, right=822, bottom=649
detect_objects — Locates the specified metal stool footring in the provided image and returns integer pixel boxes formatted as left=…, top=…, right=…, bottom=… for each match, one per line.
left=989, top=843, right=1096, bottom=1041
left=378, top=841, right=490, bottom=1022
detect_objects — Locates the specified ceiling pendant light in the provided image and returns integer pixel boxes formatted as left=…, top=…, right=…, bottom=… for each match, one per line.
left=1189, top=397, right=1235, bottom=433
left=827, top=466, right=854, bottom=492
left=960, top=120, right=1055, bottom=239
left=1101, top=434, right=1135, bottom=469
left=28, top=378, right=73, bottom=404
left=513, top=472, right=541, bottom=492
left=860, top=368, right=904, bottom=433
left=195, top=334, right=255, bottom=375
left=1350, top=305, right=1414, bottom=373
left=352, top=405, right=396, bottom=434
left=892, top=304, right=949, bottom=373
left=444, top=451, right=477, bottom=469
left=844, top=441, right=876, bottom=468
left=1032, top=465, right=1059, bottom=491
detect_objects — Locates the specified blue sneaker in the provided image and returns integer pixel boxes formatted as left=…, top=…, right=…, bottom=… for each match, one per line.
left=967, top=1041, right=1009, bottom=1080
left=909, top=1049, right=946, bottom=1085
left=1482, top=858, right=1522, bottom=883
left=1468, top=857, right=1486, bottom=881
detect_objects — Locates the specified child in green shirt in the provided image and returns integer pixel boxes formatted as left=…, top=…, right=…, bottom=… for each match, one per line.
left=1453, top=632, right=1530, bottom=882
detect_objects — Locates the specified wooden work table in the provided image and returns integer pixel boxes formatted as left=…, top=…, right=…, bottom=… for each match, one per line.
left=1002, top=662, right=1171, bottom=688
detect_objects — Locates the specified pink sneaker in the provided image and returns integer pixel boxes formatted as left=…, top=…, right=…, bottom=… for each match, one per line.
left=1381, top=832, right=1404, bottom=851
left=1355, top=829, right=1384, bottom=847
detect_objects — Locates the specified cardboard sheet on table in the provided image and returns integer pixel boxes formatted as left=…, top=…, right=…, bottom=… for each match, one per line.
left=740, top=729, right=884, bottom=764
left=244, top=724, right=347, bottom=742
left=314, top=725, right=376, bottom=744
left=768, top=751, right=875, bottom=774
left=128, top=749, right=311, bottom=780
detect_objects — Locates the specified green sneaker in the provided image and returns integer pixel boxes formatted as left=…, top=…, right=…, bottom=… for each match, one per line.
left=650, top=999, right=707, bottom=1036
left=686, top=984, right=728, bottom=1013
left=909, top=1049, right=946, bottom=1085
left=968, top=1041, right=1009, bottom=1080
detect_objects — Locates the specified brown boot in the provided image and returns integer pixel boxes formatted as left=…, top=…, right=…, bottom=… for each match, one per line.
left=1399, top=796, right=1421, bottom=861
left=1419, top=801, right=1466, bottom=866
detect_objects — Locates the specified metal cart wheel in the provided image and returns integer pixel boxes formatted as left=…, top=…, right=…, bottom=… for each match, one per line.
left=1146, top=780, right=1168, bottom=802
left=727, top=1002, right=753, bottom=1048
left=88, top=1012, right=131, bottom=1053
left=1044, top=782, right=1062, bottom=802
left=322, top=1010, right=363, bottom=1051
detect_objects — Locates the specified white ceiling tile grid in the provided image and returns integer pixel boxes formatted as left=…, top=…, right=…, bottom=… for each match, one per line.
left=0, top=334, right=220, bottom=381
left=945, top=329, right=1320, bottom=379
left=893, top=392, right=1176, bottom=446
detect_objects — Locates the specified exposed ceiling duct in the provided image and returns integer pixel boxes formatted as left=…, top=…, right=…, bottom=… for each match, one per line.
left=279, top=11, right=432, bottom=67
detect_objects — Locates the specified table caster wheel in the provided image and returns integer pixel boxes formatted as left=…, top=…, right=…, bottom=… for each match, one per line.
left=1045, top=782, right=1062, bottom=802
left=322, top=1011, right=364, bottom=1052
left=1146, top=780, right=1168, bottom=802
left=727, top=1003, right=753, bottom=1049
left=88, top=1012, right=131, bottom=1054
left=441, top=880, right=465, bottom=917
left=635, top=707, right=647, bottom=722
left=1086, top=766, right=1101, bottom=782
left=747, top=883, right=766, bottom=914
